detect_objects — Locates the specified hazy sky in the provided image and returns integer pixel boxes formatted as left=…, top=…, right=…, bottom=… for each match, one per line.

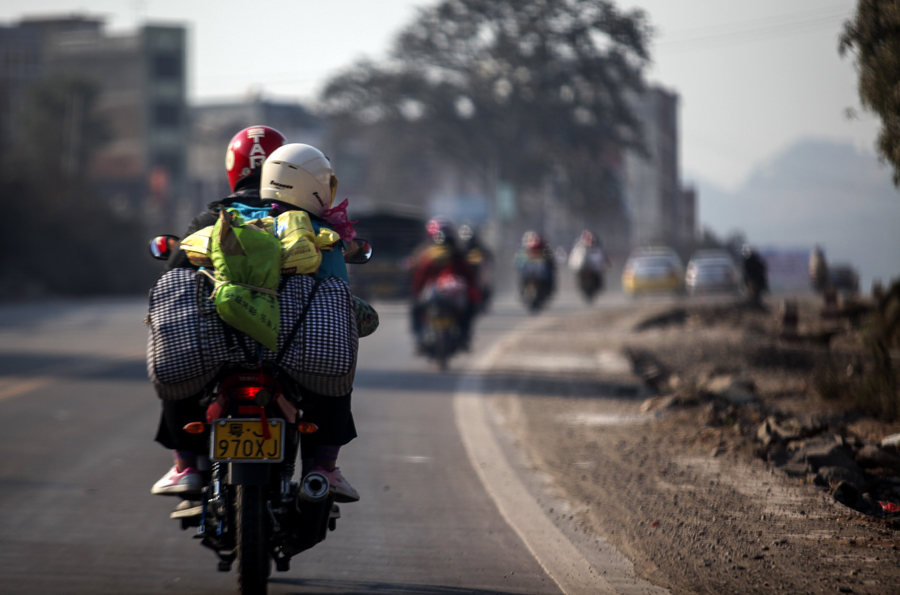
left=0, top=0, right=881, bottom=192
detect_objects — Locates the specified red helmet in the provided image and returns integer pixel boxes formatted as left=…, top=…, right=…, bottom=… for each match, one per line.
left=426, top=217, right=456, bottom=246
left=225, top=125, right=286, bottom=191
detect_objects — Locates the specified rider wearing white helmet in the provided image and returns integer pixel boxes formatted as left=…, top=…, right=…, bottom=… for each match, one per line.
left=153, top=140, right=361, bottom=505
left=260, top=143, right=338, bottom=218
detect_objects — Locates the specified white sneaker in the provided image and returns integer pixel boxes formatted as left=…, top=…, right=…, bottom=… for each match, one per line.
left=312, top=466, right=360, bottom=503
left=151, top=465, right=203, bottom=496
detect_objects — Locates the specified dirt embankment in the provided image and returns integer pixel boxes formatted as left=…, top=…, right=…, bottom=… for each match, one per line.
left=491, top=296, right=900, bottom=595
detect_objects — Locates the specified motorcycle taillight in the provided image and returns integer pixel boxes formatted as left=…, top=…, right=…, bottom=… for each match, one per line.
left=230, top=386, right=265, bottom=401
left=220, top=373, right=281, bottom=407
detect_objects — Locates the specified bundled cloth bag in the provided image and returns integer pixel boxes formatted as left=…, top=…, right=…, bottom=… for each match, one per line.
left=147, top=268, right=358, bottom=400
left=180, top=209, right=341, bottom=277
left=209, top=209, right=282, bottom=352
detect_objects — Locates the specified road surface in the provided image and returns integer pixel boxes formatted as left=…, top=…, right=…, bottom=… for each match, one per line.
left=0, top=285, right=667, bottom=595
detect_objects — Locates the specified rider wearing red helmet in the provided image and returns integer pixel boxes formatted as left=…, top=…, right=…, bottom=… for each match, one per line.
left=409, top=218, right=481, bottom=350
left=225, top=125, right=287, bottom=192
left=153, top=129, right=363, bottom=507
left=165, top=126, right=286, bottom=270
left=154, top=126, right=365, bottom=507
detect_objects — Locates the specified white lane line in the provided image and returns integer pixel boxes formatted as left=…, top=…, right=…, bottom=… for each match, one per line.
left=0, top=378, right=53, bottom=402
left=453, top=327, right=618, bottom=595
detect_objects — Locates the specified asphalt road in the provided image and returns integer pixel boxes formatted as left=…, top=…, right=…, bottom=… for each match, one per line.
left=0, top=281, right=609, bottom=595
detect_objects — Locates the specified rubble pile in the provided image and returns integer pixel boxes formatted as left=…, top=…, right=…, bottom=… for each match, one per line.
left=630, top=294, right=900, bottom=521
left=757, top=416, right=900, bottom=517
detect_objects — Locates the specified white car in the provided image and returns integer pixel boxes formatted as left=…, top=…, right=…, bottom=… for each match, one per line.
left=685, top=250, right=741, bottom=296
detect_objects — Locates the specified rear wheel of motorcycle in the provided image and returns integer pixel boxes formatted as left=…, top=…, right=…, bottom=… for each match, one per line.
left=236, top=485, right=270, bottom=595
left=522, top=282, right=540, bottom=313
left=435, top=331, right=449, bottom=372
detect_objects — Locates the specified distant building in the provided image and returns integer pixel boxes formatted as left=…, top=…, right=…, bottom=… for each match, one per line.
left=187, top=96, right=324, bottom=219
left=0, top=15, right=100, bottom=147
left=0, top=15, right=187, bottom=227
left=680, top=185, right=697, bottom=241
left=622, top=85, right=696, bottom=248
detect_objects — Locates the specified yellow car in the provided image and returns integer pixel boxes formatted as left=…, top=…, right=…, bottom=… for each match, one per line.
left=622, top=248, right=684, bottom=295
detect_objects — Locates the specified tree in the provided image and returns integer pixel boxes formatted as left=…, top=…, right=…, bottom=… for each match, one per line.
left=4, top=77, right=108, bottom=194
left=0, top=77, right=155, bottom=295
left=840, top=0, right=900, bottom=187
left=321, top=0, right=651, bottom=222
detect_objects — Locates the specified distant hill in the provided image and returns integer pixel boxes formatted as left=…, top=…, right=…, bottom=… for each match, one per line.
left=694, top=138, right=900, bottom=291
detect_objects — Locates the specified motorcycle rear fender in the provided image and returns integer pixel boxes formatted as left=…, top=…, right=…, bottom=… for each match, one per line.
left=207, top=371, right=303, bottom=423
left=228, top=462, right=271, bottom=485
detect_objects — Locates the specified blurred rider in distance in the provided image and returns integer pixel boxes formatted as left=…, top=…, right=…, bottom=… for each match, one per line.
left=458, top=224, right=494, bottom=312
left=568, top=229, right=610, bottom=273
left=514, top=230, right=556, bottom=296
left=409, top=218, right=481, bottom=350
left=741, top=243, right=768, bottom=306
left=809, top=244, right=828, bottom=294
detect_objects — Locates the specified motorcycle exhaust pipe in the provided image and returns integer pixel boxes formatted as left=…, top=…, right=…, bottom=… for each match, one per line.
left=289, top=472, right=334, bottom=552
left=298, top=471, right=331, bottom=503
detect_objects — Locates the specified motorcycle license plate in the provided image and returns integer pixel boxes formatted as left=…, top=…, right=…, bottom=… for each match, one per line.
left=211, top=419, right=285, bottom=462
left=432, top=316, right=455, bottom=330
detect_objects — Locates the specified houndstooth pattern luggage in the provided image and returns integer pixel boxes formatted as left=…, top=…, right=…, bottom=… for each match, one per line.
left=147, top=268, right=358, bottom=400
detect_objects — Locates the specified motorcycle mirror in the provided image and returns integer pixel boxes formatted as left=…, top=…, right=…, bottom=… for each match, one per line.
left=149, top=235, right=180, bottom=261
left=344, top=239, right=373, bottom=264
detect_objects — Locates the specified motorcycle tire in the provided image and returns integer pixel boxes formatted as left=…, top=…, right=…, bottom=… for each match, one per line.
left=236, top=485, right=270, bottom=595
left=435, top=331, right=450, bottom=372
left=522, top=282, right=541, bottom=314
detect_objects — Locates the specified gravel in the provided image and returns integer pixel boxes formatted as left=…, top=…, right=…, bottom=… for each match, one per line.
left=489, top=296, right=900, bottom=595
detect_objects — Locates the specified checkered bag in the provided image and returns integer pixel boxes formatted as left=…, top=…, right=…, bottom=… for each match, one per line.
left=266, top=274, right=359, bottom=396
left=147, top=269, right=359, bottom=400
left=147, top=268, right=221, bottom=399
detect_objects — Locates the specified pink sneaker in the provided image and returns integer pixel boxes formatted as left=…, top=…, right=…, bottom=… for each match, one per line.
left=151, top=465, right=203, bottom=496
left=312, top=466, right=360, bottom=503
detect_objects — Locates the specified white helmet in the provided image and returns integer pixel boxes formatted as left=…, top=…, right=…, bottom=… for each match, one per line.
left=260, top=143, right=337, bottom=217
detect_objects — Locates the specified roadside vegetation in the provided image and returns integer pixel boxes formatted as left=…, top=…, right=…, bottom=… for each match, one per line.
left=320, top=0, right=652, bottom=239
left=814, top=279, right=900, bottom=421
left=0, top=77, right=157, bottom=297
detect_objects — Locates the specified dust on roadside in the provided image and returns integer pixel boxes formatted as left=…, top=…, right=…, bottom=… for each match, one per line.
left=487, top=296, right=900, bottom=595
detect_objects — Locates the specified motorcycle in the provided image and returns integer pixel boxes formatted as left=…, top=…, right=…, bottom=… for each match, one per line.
left=577, top=267, right=604, bottom=303
left=416, top=272, right=468, bottom=371
left=569, top=244, right=607, bottom=304
left=192, top=369, right=336, bottom=593
left=519, top=259, right=553, bottom=313
left=149, top=235, right=372, bottom=595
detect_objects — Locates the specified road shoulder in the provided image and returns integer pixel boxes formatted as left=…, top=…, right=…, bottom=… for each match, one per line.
left=454, top=313, right=669, bottom=595
left=479, top=302, right=900, bottom=595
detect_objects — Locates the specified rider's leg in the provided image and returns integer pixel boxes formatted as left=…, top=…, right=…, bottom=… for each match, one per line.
left=151, top=396, right=206, bottom=495
left=299, top=391, right=360, bottom=502
left=313, top=444, right=341, bottom=471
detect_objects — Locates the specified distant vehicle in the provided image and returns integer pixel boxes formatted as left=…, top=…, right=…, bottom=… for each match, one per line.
left=685, top=250, right=741, bottom=296
left=828, top=264, right=860, bottom=296
left=415, top=272, right=469, bottom=371
left=622, top=247, right=684, bottom=295
left=346, top=205, right=427, bottom=300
